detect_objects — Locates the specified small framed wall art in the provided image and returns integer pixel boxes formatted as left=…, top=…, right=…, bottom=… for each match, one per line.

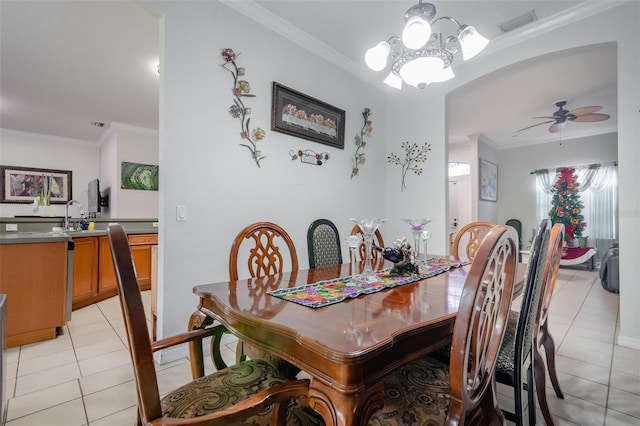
left=271, top=82, right=345, bottom=149
left=479, top=158, right=498, bottom=202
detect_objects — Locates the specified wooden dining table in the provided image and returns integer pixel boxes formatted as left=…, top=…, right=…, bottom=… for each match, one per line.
left=188, top=258, right=525, bottom=426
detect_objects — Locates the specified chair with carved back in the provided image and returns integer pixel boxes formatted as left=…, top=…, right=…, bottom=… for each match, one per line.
left=349, top=224, right=385, bottom=265
left=226, top=222, right=301, bottom=377
left=495, top=219, right=551, bottom=425
left=451, top=221, right=496, bottom=261
left=106, top=224, right=323, bottom=426
left=533, top=222, right=565, bottom=425
left=368, top=225, right=518, bottom=425
left=307, top=218, right=342, bottom=268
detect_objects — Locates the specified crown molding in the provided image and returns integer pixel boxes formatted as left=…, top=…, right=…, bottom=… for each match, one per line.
left=221, top=0, right=629, bottom=88
left=0, top=127, right=101, bottom=148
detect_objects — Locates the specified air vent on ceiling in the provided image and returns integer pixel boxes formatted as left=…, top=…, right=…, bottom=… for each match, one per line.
left=91, top=121, right=106, bottom=127
left=499, top=10, right=538, bottom=33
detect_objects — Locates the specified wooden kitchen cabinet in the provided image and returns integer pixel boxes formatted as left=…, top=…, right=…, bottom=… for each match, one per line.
left=0, top=241, right=68, bottom=347
left=72, top=233, right=157, bottom=310
left=71, top=237, right=99, bottom=309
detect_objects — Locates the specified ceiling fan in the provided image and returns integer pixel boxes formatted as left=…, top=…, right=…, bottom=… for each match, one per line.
left=517, top=100, right=610, bottom=133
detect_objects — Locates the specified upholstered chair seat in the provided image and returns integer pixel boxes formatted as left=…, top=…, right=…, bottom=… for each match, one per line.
left=161, top=359, right=323, bottom=424
left=368, top=356, right=451, bottom=425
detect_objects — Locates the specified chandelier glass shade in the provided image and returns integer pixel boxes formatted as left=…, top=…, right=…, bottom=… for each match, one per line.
left=365, top=1, right=489, bottom=89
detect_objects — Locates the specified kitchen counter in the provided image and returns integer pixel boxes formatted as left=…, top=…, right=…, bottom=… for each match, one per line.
left=0, top=228, right=157, bottom=244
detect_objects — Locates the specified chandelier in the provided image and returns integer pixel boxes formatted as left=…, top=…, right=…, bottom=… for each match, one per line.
left=364, top=1, right=489, bottom=89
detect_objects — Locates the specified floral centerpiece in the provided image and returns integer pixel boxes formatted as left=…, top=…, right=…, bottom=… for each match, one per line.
left=221, top=48, right=266, bottom=167
left=548, top=167, right=586, bottom=239
left=351, top=108, right=372, bottom=178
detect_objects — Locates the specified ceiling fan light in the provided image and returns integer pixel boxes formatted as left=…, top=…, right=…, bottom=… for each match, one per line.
left=399, top=56, right=443, bottom=88
left=458, top=25, right=489, bottom=60
left=431, top=65, right=455, bottom=83
left=383, top=71, right=403, bottom=89
left=402, top=16, right=431, bottom=49
left=365, top=41, right=391, bottom=71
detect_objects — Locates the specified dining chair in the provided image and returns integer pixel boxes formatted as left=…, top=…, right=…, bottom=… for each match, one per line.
left=106, top=224, right=322, bottom=426
left=368, top=225, right=518, bottom=425
left=533, top=222, right=566, bottom=426
left=349, top=224, right=385, bottom=264
left=307, top=218, right=342, bottom=268
left=495, top=219, right=551, bottom=425
left=226, top=221, right=300, bottom=376
left=451, top=220, right=496, bottom=261
left=506, top=218, right=523, bottom=262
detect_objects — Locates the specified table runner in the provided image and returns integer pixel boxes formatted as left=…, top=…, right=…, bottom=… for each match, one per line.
left=268, top=257, right=470, bottom=308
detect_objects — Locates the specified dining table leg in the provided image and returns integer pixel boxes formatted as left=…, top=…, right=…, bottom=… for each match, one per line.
left=308, top=379, right=384, bottom=426
left=187, top=309, right=212, bottom=379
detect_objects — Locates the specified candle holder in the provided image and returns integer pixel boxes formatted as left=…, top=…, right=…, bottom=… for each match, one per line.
left=403, top=219, right=432, bottom=263
left=350, top=218, right=386, bottom=283
left=345, top=234, right=362, bottom=280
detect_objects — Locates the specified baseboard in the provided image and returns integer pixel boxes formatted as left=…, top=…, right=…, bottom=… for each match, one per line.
left=617, top=335, right=640, bottom=350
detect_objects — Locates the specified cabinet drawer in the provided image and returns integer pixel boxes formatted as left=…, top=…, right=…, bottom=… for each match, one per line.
left=128, top=234, right=158, bottom=246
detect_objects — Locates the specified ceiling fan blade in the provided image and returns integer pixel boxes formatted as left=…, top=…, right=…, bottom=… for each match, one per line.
left=517, top=120, right=554, bottom=132
left=572, top=113, right=610, bottom=122
left=569, top=106, right=603, bottom=116
left=532, top=116, right=556, bottom=120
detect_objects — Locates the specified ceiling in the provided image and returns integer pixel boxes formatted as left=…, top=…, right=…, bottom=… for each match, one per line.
left=0, top=1, right=619, bottom=149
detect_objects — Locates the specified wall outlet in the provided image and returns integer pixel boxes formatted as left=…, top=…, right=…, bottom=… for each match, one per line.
left=5, top=224, right=18, bottom=232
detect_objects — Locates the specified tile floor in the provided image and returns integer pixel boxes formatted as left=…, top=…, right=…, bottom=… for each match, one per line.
left=3, top=268, right=639, bottom=425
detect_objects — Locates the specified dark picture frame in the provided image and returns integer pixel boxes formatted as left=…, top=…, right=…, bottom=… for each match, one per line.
left=0, top=165, right=72, bottom=204
left=479, top=158, right=498, bottom=202
left=271, top=82, right=345, bottom=149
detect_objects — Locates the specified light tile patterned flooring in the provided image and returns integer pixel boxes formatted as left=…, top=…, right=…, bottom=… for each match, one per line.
left=3, top=269, right=639, bottom=425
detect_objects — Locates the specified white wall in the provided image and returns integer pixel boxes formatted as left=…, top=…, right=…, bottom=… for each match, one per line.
left=155, top=1, right=387, bottom=359
left=0, top=129, right=100, bottom=218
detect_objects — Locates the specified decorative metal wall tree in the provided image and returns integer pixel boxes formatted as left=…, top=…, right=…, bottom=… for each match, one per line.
left=388, top=141, right=431, bottom=191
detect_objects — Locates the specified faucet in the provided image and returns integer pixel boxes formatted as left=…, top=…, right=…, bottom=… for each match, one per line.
left=64, top=200, right=84, bottom=230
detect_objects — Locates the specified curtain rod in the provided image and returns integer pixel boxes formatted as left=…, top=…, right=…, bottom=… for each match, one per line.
left=530, top=161, right=617, bottom=175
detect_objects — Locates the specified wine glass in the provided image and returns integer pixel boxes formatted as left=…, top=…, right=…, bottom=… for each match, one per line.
left=403, top=219, right=432, bottom=263
left=350, top=218, right=386, bottom=283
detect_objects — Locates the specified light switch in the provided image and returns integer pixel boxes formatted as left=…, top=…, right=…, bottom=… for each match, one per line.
left=176, top=205, right=187, bottom=222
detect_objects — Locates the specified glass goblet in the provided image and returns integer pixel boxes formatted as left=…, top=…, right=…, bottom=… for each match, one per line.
left=403, top=219, right=432, bottom=263
left=350, top=218, right=386, bottom=283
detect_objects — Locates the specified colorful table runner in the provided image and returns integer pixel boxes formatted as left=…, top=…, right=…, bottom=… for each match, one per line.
left=268, top=257, right=470, bottom=309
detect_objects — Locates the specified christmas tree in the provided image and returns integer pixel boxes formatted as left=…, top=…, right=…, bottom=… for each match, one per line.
left=548, top=167, right=586, bottom=239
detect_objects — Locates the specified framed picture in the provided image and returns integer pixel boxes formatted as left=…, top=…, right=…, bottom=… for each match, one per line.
left=271, top=82, right=345, bottom=149
left=479, top=158, right=498, bottom=202
left=0, top=165, right=72, bottom=204
left=121, top=162, right=159, bottom=191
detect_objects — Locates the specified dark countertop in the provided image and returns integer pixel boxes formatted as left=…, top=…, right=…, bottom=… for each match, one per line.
left=0, top=228, right=157, bottom=244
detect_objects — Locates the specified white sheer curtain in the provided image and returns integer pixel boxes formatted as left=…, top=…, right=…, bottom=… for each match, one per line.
left=534, top=163, right=618, bottom=241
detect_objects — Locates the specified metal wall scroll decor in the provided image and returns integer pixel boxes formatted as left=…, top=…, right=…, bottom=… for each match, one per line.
left=220, top=48, right=266, bottom=167
left=351, top=107, right=372, bottom=179
left=289, top=149, right=330, bottom=166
